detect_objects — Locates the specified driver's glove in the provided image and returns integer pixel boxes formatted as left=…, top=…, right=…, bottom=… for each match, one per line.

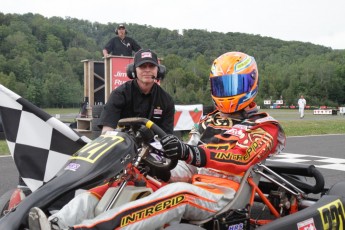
left=160, top=135, right=191, bottom=161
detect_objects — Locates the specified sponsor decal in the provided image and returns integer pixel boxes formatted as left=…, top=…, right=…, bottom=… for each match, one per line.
left=228, top=223, right=244, bottom=230
left=111, top=57, right=134, bottom=90
left=297, top=218, right=316, bottom=230
left=232, top=124, right=249, bottom=130
left=113, top=79, right=127, bottom=86
left=255, top=116, right=277, bottom=124
left=224, top=128, right=244, bottom=137
left=65, top=163, right=80, bottom=172
left=141, top=52, right=152, bottom=58
left=318, top=199, right=345, bottom=229
left=206, top=144, right=231, bottom=151
left=121, top=153, right=132, bottom=165
left=114, top=71, right=127, bottom=77
left=246, top=141, right=259, bottom=156
left=215, top=152, right=250, bottom=162
left=214, top=141, right=258, bottom=162
left=71, top=135, right=124, bottom=163
left=120, top=195, right=185, bottom=227
left=154, top=108, right=163, bottom=115
left=192, top=146, right=201, bottom=166
left=235, top=56, right=252, bottom=72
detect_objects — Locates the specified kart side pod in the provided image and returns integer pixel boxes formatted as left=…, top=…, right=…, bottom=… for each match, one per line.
left=94, top=186, right=153, bottom=216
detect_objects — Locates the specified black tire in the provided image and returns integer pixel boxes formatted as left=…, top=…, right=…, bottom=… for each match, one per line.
left=0, top=188, right=15, bottom=218
left=327, top=181, right=345, bottom=196
left=92, top=105, right=103, bottom=118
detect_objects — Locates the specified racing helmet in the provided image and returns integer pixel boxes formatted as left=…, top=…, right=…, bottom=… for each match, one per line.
left=210, top=51, right=258, bottom=114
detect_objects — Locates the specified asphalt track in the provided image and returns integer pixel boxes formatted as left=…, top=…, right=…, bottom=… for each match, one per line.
left=280, top=134, right=345, bottom=189
left=0, top=134, right=344, bottom=197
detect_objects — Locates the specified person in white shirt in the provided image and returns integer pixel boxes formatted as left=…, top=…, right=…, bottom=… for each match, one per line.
left=298, top=95, right=306, bottom=118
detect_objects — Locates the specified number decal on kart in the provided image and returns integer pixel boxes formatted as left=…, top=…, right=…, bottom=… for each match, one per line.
left=318, top=199, right=345, bottom=229
left=71, top=135, right=124, bottom=163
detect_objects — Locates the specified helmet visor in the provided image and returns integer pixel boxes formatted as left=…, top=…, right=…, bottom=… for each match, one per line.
left=210, top=73, right=255, bottom=97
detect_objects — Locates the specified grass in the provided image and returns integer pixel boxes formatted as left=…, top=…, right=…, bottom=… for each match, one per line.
left=44, top=108, right=79, bottom=114
left=279, top=120, right=345, bottom=136
left=261, top=109, right=345, bottom=136
left=45, top=108, right=80, bottom=123
left=1, top=108, right=344, bottom=155
left=0, top=140, right=9, bottom=156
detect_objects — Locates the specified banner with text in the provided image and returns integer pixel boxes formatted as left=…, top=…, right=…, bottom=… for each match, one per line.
left=111, top=56, right=134, bottom=90
left=111, top=56, right=162, bottom=90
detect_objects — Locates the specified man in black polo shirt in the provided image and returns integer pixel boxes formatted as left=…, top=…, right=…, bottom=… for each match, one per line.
left=102, top=24, right=141, bottom=57
left=99, top=49, right=175, bottom=134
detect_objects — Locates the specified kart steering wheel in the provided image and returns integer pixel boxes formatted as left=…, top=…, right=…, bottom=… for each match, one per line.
left=117, top=117, right=178, bottom=171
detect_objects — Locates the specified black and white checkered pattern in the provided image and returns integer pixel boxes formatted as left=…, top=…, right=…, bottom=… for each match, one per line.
left=0, top=85, right=91, bottom=191
left=268, top=152, right=345, bottom=171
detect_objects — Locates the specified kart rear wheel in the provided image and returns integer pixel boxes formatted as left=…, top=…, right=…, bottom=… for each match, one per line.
left=0, top=188, right=15, bottom=218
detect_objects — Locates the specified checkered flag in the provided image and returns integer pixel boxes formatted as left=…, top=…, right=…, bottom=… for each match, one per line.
left=0, top=85, right=91, bottom=192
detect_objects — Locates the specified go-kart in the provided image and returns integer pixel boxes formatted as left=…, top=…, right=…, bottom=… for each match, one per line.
left=0, top=117, right=344, bottom=230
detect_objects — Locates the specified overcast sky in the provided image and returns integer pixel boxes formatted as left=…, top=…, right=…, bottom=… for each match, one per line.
left=2, top=0, right=345, bottom=50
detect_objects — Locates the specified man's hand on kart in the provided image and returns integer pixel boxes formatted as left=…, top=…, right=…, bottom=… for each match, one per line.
left=160, top=135, right=191, bottom=160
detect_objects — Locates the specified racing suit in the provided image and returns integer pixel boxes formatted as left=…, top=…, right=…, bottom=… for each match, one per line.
left=48, top=102, right=285, bottom=229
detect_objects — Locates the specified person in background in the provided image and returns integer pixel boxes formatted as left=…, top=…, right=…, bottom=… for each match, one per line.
left=99, top=49, right=174, bottom=135
left=102, top=24, right=141, bottom=57
left=28, top=51, right=285, bottom=230
left=298, top=95, right=306, bottom=118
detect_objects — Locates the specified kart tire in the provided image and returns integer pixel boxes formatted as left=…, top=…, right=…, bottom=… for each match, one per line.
left=327, top=181, right=345, bottom=196
left=0, top=188, right=15, bottom=218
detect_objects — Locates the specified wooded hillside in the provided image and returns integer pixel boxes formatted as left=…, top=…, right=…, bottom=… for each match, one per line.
left=1, top=12, right=345, bottom=108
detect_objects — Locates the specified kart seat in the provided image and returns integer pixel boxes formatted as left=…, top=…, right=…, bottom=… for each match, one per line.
left=188, top=163, right=263, bottom=225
